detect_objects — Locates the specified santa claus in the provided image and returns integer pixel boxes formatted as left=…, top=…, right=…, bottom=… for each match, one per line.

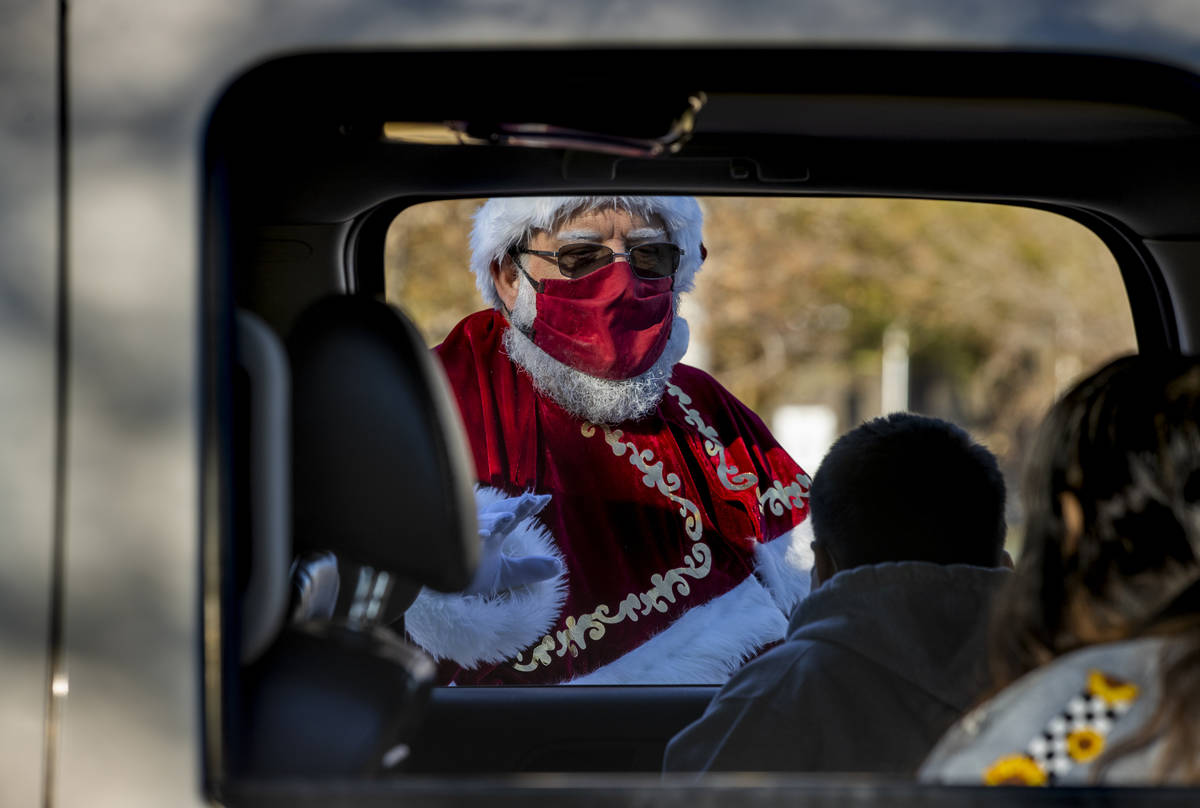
left=404, top=196, right=814, bottom=685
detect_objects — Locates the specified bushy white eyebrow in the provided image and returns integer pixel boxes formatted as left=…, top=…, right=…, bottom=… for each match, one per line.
left=555, top=229, right=603, bottom=242
left=553, top=227, right=669, bottom=243
left=627, top=227, right=667, bottom=241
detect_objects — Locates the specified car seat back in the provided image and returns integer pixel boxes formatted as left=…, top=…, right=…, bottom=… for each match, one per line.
left=232, top=296, right=477, bottom=777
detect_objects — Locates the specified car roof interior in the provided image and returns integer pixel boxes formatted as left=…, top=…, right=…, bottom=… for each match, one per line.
left=203, top=47, right=1200, bottom=802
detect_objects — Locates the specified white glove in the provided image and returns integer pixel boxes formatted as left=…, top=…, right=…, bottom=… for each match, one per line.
left=463, top=491, right=562, bottom=596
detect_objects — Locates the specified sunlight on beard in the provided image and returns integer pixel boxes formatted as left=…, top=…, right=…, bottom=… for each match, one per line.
left=503, top=272, right=689, bottom=425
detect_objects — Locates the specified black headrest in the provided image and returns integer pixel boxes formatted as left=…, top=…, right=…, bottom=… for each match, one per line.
left=287, top=296, right=477, bottom=592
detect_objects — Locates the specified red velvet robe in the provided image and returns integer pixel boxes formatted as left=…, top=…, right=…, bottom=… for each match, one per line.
left=434, top=310, right=810, bottom=684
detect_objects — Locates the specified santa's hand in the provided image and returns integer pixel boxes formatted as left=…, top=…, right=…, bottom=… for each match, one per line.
left=464, top=492, right=561, bottom=596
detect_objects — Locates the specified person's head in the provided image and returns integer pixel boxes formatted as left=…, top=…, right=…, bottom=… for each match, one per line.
left=808, top=413, right=1008, bottom=586
left=468, top=197, right=706, bottom=424
left=1000, top=354, right=1200, bottom=666
left=990, top=354, right=1200, bottom=782
left=470, top=196, right=705, bottom=313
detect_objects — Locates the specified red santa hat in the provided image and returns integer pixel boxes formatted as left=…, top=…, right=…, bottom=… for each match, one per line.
left=469, top=196, right=704, bottom=310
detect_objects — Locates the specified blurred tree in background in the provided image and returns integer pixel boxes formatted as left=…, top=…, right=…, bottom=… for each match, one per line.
left=385, top=198, right=485, bottom=344
left=386, top=197, right=1136, bottom=540
left=695, top=198, right=1133, bottom=464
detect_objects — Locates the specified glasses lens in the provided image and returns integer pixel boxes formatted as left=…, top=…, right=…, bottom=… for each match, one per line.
left=630, top=243, right=682, bottom=278
left=556, top=244, right=614, bottom=278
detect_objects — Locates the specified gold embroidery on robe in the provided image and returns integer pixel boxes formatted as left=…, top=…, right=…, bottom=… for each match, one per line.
left=666, top=383, right=759, bottom=492
left=514, top=383, right=769, bottom=672
left=757, top=474, right=811, bottom=516
left=581, top=421, right=703, bottom=541
left=513, top=542, right=713, bottom=671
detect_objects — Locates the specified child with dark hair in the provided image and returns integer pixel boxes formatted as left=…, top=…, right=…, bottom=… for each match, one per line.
left=922, top=354, right=1200, bottom=785
left=664, top=413, right=1012, bottom=775
left=810, top=413, right=1008, bottom=574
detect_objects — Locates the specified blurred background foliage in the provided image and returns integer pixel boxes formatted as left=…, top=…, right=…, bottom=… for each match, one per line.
left=386, top=197, right=1136, bottom=540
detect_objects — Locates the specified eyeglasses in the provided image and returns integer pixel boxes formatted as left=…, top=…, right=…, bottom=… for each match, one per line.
left=517, top=242, right=684, bottom=280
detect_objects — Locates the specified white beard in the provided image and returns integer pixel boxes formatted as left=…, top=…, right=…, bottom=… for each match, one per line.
left=501, top=273, right=689, bottom=425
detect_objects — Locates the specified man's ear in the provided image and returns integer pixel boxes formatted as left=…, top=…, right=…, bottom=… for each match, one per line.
left=698, top=243, right=708, bottom=263
left=812, top=542, right=837, bottom=589
left=490, top=255, right=519, bottom=312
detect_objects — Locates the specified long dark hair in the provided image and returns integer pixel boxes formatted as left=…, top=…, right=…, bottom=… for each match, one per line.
left=989, top=354, right=1200, bottom=781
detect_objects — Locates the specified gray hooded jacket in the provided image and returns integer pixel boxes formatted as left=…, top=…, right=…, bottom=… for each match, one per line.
left=663, top=560, right=1011, bottom=774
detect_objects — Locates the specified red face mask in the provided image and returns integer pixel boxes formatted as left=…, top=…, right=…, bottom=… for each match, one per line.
left=519, top=260, right=675, bottom=380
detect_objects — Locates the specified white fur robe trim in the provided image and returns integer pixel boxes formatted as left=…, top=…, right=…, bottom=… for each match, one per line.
left=753, top=521, right=815, bottom=615
left=404, top=488, right=567, bottom=668
left=567, top=574, right=788, bottom=685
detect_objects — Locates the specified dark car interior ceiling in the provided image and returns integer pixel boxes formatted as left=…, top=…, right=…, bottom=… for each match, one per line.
left=208, top=48, right=1200, bottom=349
left=211, top=49, right=1200, bottom=226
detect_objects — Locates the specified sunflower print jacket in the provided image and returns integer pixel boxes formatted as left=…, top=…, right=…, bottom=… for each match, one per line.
left=920, top=635, right=1182, bottom=786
